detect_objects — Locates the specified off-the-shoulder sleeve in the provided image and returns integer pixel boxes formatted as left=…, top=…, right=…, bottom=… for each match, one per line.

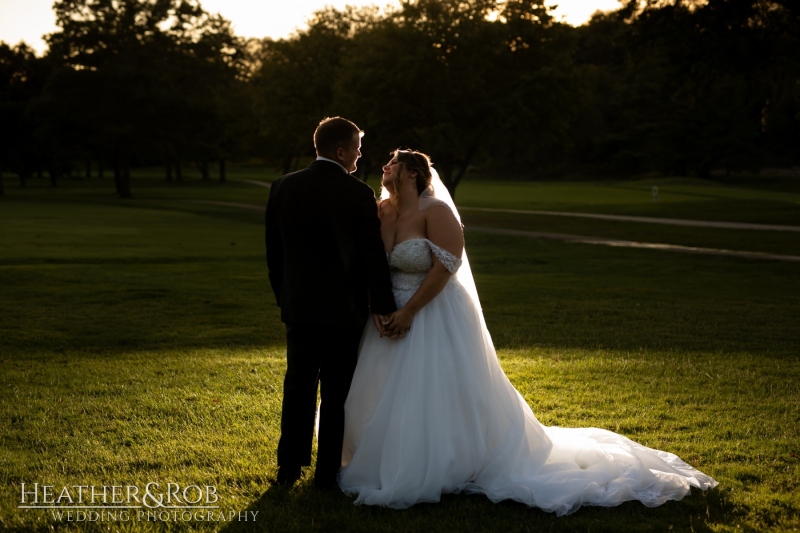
left=427, top=240, right=462, bottom=274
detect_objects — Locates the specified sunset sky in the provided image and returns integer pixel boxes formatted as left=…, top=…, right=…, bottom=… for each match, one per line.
left=0, top=0, right=622, bottom=55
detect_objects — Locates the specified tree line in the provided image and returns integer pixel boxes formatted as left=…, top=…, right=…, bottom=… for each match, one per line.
left=1, top=0, right=797, bottom=198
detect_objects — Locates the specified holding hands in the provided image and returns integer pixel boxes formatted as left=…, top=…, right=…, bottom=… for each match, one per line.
left=373, top=310, right=413, bottom=339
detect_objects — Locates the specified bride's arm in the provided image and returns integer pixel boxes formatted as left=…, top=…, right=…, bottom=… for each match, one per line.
left=384, top=205, right=463, bottom=336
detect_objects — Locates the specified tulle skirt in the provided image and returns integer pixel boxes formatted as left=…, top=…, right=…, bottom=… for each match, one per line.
left=338, top=280, right=717, bottom=514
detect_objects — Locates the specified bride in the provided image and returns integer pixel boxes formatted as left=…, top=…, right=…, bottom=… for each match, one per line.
left=337, top=149, right=717, bottom=515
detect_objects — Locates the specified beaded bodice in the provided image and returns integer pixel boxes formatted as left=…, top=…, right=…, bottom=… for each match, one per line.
left=388, top=238, right=462, bottom=308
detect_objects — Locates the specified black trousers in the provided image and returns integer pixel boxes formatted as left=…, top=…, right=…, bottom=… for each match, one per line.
left=277, top=321, right=364, bottom=483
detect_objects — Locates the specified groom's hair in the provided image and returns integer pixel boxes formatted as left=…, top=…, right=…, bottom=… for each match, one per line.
left=314, top=117, right=363, bottom=158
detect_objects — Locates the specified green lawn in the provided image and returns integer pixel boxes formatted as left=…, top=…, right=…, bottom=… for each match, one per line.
left=0, top=171, right=798, bottom=532
left=455, top=176, right=800, bottom=225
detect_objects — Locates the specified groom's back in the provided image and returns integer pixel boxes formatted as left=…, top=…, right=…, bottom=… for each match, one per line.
left=266, top=160, right=386, bottom=328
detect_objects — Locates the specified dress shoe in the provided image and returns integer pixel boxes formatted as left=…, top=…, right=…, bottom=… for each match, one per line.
left=314, top=479, right=339, bottom=491
left=275, top=466, right=301, bottom=487
left=314, top=472, right=339, bottom=491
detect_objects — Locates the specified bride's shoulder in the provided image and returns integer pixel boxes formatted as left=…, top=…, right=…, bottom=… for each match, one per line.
left=424, top=204, right=463, bottom=256
left=423, top=202, right=458, bottom=225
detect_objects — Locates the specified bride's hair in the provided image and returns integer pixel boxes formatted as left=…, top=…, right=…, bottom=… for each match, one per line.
left=386, top=149, right=433, bottom=200
left=397, top=149, right=433, bottom=195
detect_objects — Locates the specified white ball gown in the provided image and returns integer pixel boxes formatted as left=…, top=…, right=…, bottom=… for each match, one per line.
left=338, top=237, right=717, bottom=515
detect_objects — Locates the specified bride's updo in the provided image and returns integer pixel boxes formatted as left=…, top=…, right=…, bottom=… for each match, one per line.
left=380, top=149, right=434, bottom=218
left=391, top=149, right=433, bottom=197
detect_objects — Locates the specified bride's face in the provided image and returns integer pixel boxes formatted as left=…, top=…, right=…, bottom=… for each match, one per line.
left=382, top=158, right=400, bottom=189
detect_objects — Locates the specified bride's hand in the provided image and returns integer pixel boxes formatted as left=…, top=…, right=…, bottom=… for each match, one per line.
left=384, top=309, right=413, bottom=339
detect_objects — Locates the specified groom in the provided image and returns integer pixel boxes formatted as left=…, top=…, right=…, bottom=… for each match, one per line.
left=265, top=117, right=397, bottom=489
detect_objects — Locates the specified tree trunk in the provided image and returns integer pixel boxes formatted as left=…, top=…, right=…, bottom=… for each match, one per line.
left=85, top=158, right=91, bottom=179
left=438, top=154, right=456, bottom=200
left=282, top=153, right=293, bottom=175
left=117, top=152, right=132, bottom=198
left=175, top=160, right=183, bottom=183
left=113, top=148, right=121, bottom=190
left=443, top=178, right=456, bottom=200
left=219, top=158, right=226, bottom=182
left=0, top=165, right=4, bottom=196
left=199, top=160, right=210, bottom=181
left=117, top=167, right=132, bottom=198
left=439, top=146, right=477, bottom=201
left=166, top=163, right=173, bottom=182
left=450, top=146, right=477, bottom=201
left=48, top=164, right=58, bottom=188
left=98, top=159, right=104, bottom=178
left=36, top=164, right=42, bottom=179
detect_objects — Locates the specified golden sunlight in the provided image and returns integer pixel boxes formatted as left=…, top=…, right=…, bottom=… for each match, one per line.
left=0, top=0, right=624, bottom=55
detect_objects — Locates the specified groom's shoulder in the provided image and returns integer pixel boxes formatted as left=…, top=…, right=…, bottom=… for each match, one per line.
left=346, top=176, right=378, bottom=202
left=346, top=174, right=374, bottom=190
left=275, top=165, right=374, bottom=199
left=278, top=162, right=334, bottom=183
left=271, top=166, right=314, bottom=192
left=279, top=166, right=314, bottom=181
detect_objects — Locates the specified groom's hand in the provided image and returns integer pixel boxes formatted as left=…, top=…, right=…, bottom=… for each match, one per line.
left=373, top=314, right=391, bottom=337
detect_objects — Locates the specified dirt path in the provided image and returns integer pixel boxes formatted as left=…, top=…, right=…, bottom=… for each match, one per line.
left=180, top=198, right=800, bottom=263
left=460, top=206, right=800, bottom=232
left=180, top=199, right=263, bottom=211
left=223, top=180, right=800, bottom=232
left=240, top=180, right=272, bottom=188
left=470, top=226, right=800, bottom=263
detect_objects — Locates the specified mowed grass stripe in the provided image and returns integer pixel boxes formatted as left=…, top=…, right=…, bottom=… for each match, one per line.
left=167, top=198, right=800, bottom=261
left=469, top=226, right=800, bottom=262
left=460, top=206, right=800, bottom=232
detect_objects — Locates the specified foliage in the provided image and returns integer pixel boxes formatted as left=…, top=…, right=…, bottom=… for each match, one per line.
left=329, top=0, right=576, bottom=196
left=571, top=0, right=800, bottom=176
left=0, top=0, right=798, bottom=198
left=0, top=43, right=54, bottom=189
left=34, top=0, right=247, bottom=196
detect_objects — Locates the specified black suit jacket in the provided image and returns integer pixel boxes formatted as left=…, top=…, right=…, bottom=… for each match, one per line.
left=265, top=160, right=397, bottom=327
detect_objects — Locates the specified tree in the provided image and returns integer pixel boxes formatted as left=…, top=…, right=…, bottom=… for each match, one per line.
left=572, top=0, right=800, bottom=176
left=45, top=0, right=242, bottom=197
left=0, top=43, right=52, bottom=189
left=250, top=6, right=383, bottom=175
left=333, top=0, right=578, bottom=196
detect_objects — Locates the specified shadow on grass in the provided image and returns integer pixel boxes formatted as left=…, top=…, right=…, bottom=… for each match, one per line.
left=222, top=483, right=735, bottom=533
left=0, top=256, right=253, bottom=266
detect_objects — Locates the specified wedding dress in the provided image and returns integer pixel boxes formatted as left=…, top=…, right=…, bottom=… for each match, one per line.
left=338, top=174, right=717, bottom=515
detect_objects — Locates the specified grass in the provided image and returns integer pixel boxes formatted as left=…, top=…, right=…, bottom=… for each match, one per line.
left=455, top=177, right=800, bottom=225
left=0, top=170, right=798, bottom=532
